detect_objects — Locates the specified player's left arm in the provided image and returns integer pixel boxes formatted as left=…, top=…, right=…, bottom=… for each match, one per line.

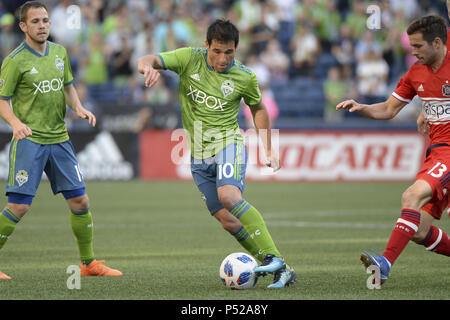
left=249, top=102, right=280, bottom=171
left=64, top=83, right=96, bottom=127
left=417, top=110, right=429, bottom=135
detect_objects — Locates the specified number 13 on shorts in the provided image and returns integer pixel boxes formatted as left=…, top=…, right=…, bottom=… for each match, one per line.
left=427, top=162, right=448, bottom=178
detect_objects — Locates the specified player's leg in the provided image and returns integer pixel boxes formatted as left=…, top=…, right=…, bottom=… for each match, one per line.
left=217, top=184, right=280, bottom=262
left=191, top=158, right=261, bottom=260
left=213, top=208, right=262, bottom=260
left=216, top=142, right=281, bottom=261
left=361, top=179, right=431, bottom=284
left=0, top=139, right=46, bottom=279
left=65, top=191, right=94, bottom=266
left=380, top=179, right=432, bottom=266
left=412, top=198, right=450, bottom=256
left=362, top=152, right=450, bottom=284
left=216, top=142, right=296, bottom=288
left=361, top=184, right=442, bottom=285
left=47, top=141, right=122, bottom=276
left=0, top=201, right=30, bottom=279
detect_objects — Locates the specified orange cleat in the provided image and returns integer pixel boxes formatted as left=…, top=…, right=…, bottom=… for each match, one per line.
left=0, top=270, right=11, bottom=279
left=80, top=259, right=122, bottom=276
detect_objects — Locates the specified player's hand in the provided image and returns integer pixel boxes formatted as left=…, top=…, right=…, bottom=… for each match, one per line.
left=336, top=99, right=362, bottom=113
left=143, top=64, right=160, bottom=87
left=265, top=152, right=281, bottom=172
left=417, top=112, right=429, bottom=135
left=77, top=107, right=96, bottom=127
left=11, top=120, right=32, bottom=140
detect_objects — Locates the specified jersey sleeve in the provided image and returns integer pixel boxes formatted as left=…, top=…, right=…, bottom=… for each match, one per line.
left=0, top=57, right=21, bottom=99
left=243, top=73, right=262, bottom=107
left=157, top=47, right=192, bottom=75
left=392, top=70, right=415, bottom=103
left=62, top=47, right=74, bottom=86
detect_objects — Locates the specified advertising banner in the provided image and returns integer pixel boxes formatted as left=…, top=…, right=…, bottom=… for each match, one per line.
left=139, top=129, right=426, bottom=182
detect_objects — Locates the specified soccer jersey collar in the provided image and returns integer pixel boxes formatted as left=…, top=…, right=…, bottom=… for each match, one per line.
left=205, top=50, right=235, bottom=73
left=23, top=41, right=49, bottom=57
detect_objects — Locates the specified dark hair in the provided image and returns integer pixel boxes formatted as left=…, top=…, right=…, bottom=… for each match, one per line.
left=407, top=15, right=447, bottom=45
left=19, top=1, right=48, bottom=22
left=206, top=19, right=239, bottom=47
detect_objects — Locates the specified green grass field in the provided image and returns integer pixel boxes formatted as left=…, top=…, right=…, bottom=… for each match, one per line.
left=0, top=180, right=448, bottom=300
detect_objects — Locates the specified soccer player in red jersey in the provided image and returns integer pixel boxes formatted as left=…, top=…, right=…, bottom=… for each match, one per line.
left=336, top=15, right=450, bottom=285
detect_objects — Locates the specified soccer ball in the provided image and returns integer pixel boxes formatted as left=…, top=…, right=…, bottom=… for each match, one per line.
left=219, top=252, right=258, bottom=290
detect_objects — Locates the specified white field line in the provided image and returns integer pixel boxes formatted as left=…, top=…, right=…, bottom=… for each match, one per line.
left=264, top=208, right=398, bottom=229
left=264, top=208, right=399, bottom=219
left=266, top=220, right=393, bottom=229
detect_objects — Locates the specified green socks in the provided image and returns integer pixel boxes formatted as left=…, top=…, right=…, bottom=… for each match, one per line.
left=0, top=208, right=20, bottom=249
left=1, top=207, right=95, bottom=266
left=70, top=208, right=94, bottom=263
left=231, top=225, right=263, bottom=262
left=230, top=200, right=281, bottom=259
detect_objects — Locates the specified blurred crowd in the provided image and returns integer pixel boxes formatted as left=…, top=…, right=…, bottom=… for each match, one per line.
left=0, top=0, right=448, bottom=128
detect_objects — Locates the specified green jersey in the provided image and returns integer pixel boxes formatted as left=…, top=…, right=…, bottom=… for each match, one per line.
left=158, top=47, right=261, bottom=159
left=0, top=41, right=74, bottom=144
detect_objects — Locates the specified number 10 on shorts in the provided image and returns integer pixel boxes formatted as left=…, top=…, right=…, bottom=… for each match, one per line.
left=218, top=163, right=234, bottom=180
left=427, top=162, right=447, bottom=178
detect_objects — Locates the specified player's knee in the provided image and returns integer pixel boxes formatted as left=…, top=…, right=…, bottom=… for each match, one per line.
left=218, top=195, right=234, bottom=210
left=223, top=219, right=242, bottom=234
left=217, top=192, right=241, bottom=210
left=411, top=227, right=429, bottom=243
left=401, top=188, right=421, bottom=209
left=67, top=194, right=90, bottom=211
left=7, top=203, right=30, bottom=218
left=214, top=210, right=241, bottom=234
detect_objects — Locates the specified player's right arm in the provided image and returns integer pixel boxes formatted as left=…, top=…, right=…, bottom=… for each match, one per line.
left=0, top=99, right=32, bottom=140
left=336, top=95, right=407, bottom=120
left=0, top=56, right=32, bottom=140
left=137, top=54, right=163, bottom=88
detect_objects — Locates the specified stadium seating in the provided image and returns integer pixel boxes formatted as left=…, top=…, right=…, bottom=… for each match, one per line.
left=271, top=76, right=326, bottom=119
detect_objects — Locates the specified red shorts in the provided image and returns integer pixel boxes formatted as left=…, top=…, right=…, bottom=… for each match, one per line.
left=416, top=147, right=450, bottom=220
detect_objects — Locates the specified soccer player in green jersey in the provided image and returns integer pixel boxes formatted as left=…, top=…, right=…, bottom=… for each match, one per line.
left=0, top=1, right=122, bottom=279
left=138, top=19, right=296, bottom=288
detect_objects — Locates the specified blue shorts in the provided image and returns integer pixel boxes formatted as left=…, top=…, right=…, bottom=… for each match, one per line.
left=6, top=138, right=86, bottom=203
left=191, top=142, right=247, bottom=215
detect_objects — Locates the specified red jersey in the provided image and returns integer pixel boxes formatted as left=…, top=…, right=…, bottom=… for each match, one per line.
left=448, top=27, right=450, bottom=51
left=393, top=44, right=450, bottom=146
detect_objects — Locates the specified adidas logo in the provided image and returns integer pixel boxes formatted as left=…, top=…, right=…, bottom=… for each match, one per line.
left=190, top=73, right=200, bottom=81
left=418, top=84, right=424, bottom=91
left=77, top=131, right=133, bottom=180
left=30, top=67, right=39, bottom=74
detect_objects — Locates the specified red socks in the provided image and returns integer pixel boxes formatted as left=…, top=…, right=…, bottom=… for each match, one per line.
left=383, top=209, right=450, bottom=265
left=419, top=225, right=450, bottom=256
left=382, top=209, right=421, bottom=264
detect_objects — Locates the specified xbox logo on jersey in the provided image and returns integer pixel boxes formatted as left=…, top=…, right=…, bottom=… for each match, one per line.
left=186, top=85, right=227, bottom=111
left=33, top=78, right=64, bottom=94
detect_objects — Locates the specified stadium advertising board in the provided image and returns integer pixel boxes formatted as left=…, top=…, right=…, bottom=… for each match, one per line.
left=140, top=130, right=426, bottom=181
left=0, top=131, right=138, bottom=180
